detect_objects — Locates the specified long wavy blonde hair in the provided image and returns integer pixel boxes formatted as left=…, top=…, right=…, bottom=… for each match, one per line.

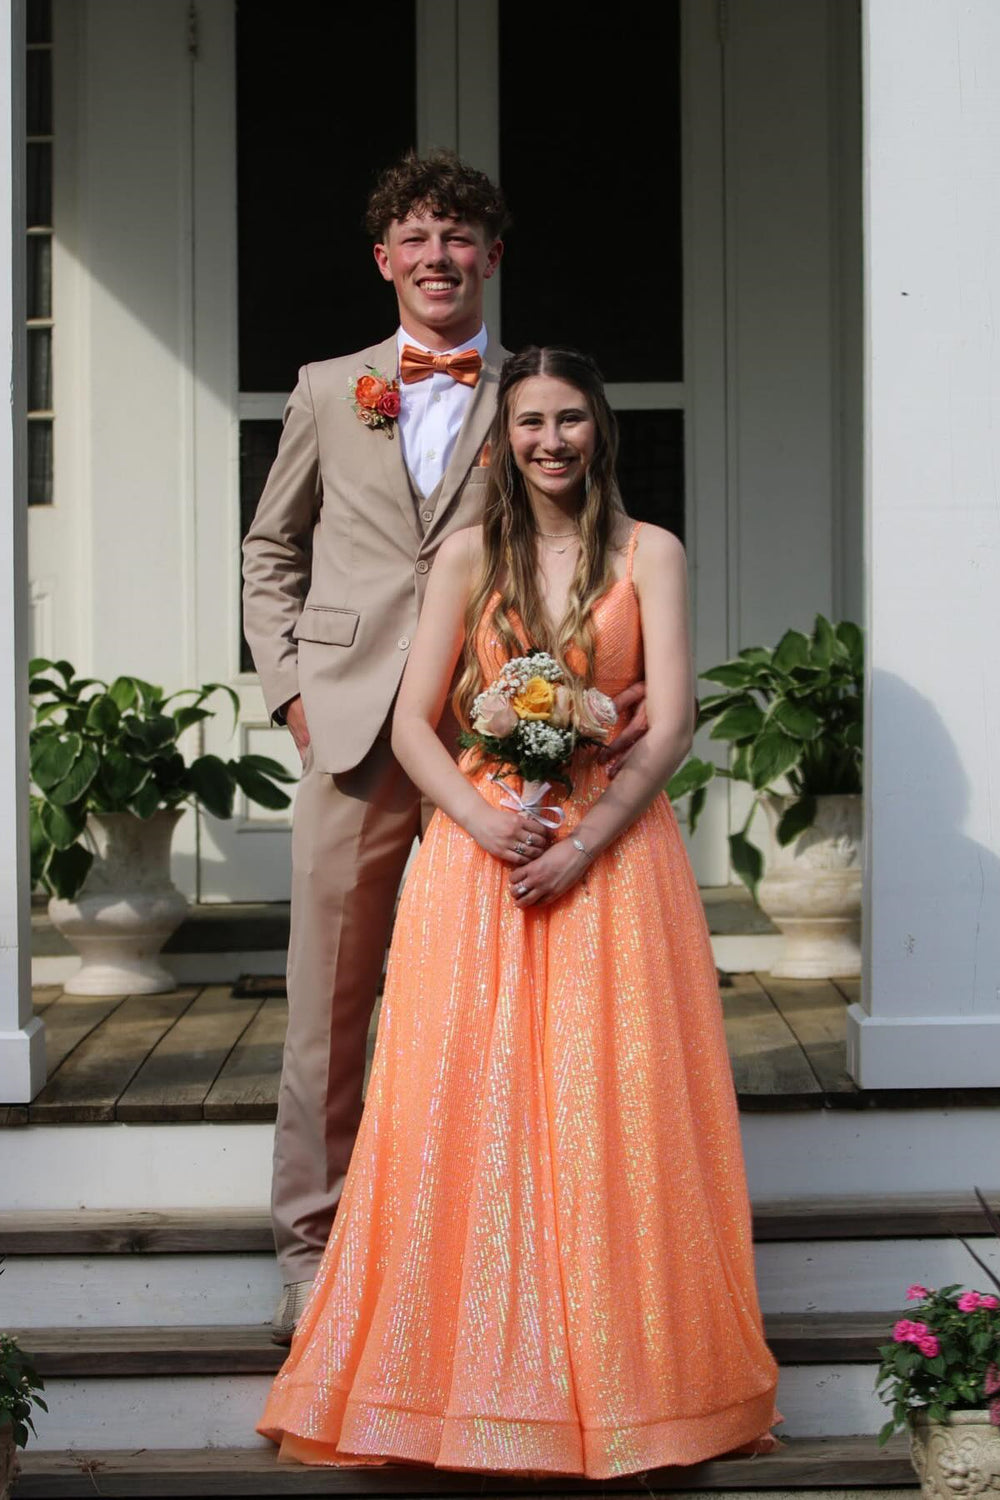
left=454, top=346, right=626, bottom=728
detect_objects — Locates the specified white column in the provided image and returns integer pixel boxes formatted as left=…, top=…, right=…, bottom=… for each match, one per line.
left=0, top=0, right=44, bottom=1102
left=846, top=0, right=1000, bottom=1086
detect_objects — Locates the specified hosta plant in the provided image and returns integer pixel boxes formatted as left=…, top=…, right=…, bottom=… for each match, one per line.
left=29, top=659, right=297, bottom=900
left=667, top=616, right=863, bottom=899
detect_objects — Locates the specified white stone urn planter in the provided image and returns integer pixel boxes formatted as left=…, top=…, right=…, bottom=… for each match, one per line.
left=756, top=792, right=862, bottom=978
left=909, top=1410, right=1000, bottom=1499
left=47, top=810, right=188, bottom=995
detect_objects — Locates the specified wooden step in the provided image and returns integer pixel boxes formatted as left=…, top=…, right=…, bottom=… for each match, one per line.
left=1, top=1191, right=994, bottom=1255
left=13, top=1436, right=917, bottom=1496
left=9, top=1313, right=895, bottom=1377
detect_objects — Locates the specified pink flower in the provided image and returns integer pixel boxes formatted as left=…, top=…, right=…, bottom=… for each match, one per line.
left=979, top=1295, right=1000, bottom=1310
left=958, top=1292, right=982, bottom=1312
left=576, top=687, right=618, bottom=743
left=894, top=1319, right=917, bottom=1342
left=906, top=1284, right=930, bottom=1301
left=377, top=388, right=400, bottom=419
left=472, top=691, right=517, bottom=739
left=918, top=1335, right=941, bottom=1358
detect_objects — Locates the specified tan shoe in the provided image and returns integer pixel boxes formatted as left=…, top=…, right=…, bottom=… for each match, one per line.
left=271, top=1279, right=314, bottom=1346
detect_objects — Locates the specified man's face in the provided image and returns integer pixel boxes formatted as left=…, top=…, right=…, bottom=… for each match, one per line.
left=373, top=209, right=502, bottom=347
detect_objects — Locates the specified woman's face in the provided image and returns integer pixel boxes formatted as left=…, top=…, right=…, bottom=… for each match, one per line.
left=508, top=375, right=596, bottom=509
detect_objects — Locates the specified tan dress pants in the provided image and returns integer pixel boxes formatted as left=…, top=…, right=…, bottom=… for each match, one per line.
left=272, top=733, right=434, bottom=1282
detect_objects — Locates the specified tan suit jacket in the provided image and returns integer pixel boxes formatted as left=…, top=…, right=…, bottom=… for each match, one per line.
left=242, top=333, right=505, bottom=774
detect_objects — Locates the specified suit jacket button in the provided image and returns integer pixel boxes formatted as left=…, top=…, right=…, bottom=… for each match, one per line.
left=398, top=637, right=410, bottom=650
left=421, top=510, right=433, bottom=522
left=415, top=559, right=429, bottom=574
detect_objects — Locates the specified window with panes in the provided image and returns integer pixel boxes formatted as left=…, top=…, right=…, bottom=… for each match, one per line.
left=236, top=1, right=682, bottom=668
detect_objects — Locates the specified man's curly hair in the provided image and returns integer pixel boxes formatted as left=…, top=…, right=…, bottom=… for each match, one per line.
left=365, top=149, right=509, bottom=242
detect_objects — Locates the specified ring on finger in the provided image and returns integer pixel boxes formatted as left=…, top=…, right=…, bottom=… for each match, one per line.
left=524, top=832, right=535, bottom=846
left=515, top=882, right=528, bottom=896
left=514, top=841, right=525, bottom=856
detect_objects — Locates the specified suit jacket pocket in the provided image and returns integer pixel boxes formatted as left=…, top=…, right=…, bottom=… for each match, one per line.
left=292, top=605, right=360, bottom=647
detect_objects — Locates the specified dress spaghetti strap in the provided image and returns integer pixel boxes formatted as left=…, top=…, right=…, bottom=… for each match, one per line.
left=625, top=519, right=643, bottom=582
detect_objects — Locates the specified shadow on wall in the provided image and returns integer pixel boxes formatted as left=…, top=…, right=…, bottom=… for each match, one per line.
left=865, top=669, right=1000, bottom=1019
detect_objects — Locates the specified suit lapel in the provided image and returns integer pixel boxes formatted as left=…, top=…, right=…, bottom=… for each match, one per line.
left=422, top=334, right=505, bottom=547
left=365, top=334, right=421, bottom=546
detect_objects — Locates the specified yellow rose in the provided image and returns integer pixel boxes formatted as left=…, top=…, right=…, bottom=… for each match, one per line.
left=511, top=676, right=556, bottom=721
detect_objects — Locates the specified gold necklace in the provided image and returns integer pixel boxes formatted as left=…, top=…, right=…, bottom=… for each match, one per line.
left=536, top=527, right=579, bottom=555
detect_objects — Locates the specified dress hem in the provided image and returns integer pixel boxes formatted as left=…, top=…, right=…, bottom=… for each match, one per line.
left=258, top=1384, right=781, bottom=1481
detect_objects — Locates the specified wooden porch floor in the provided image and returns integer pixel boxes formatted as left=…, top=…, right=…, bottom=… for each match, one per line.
left=4, top=973, right=998, bottom=1126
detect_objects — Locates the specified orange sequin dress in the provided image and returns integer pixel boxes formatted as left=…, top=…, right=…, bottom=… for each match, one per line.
left=259, top=523, right=780, bottom=1478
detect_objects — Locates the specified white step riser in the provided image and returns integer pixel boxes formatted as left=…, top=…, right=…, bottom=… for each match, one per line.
left=6, top=1239, right=998, bottom=1328
left=30, top=1366, right=887, bottom=1451
left=7, top=1114, right=1000, bottom=1210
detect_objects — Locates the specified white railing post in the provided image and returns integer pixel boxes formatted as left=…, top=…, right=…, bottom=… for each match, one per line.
left=847, top=0, right=1000, bottom=1086
left=0, top=0, right=44, bottom=1103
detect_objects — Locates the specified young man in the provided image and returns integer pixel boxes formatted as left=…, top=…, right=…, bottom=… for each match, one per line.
left=242, top=151, right=511, bottom=1342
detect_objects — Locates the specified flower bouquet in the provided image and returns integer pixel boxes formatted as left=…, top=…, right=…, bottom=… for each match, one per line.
left=459, top=649, right=617, bottom=825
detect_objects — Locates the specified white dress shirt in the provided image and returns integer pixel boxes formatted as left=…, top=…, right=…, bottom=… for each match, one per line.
left=396, top=323, right=488, bottom=500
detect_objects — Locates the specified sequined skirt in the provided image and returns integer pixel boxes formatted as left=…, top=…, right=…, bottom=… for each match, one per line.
left=258, top=761, right=780, bottom=1477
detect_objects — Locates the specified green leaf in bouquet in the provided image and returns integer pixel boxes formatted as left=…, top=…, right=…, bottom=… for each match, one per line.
left=28, top=656, right=54, bottom=676
left=40, top=797, right=87, bottom=850
left=187, top=754, right=235, bottom=819
left=30, top=732, right=81, bottom=791
left=709, top=702, right=764, bottom=741
left=45, top=842, right=94, bottom=900
left=688, top=785, right=708, bottom=833
left=749, top=730, right=802, bottom=789
left=666, top=756, right=715, bottom=801
left=776, top=794, right=817, bottom=846
left=729, top=830, right=764, bottom=902
left=47, top=742, right=99, bottom=806
left=738, top=647, right=772, bottom=666
left=230, top=760, right=293, bottom=811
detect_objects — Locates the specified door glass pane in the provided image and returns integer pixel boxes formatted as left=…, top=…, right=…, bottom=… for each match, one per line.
left=236, top=0, right=417, bottom=393
left=240, top=420, right=282, bottom=672
left=617, top=410, right=684, bottom=539
left=498, top=1, right=681, bottom=383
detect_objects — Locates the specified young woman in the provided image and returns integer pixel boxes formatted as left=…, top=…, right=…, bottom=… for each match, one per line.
left=258, top=347, right=780, bottom=1479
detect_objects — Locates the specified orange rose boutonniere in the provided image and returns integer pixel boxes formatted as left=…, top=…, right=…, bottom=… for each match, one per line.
left=348, top=365, right=401, bottom=437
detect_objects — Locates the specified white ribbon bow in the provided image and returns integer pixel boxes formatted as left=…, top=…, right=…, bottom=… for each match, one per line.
left=492, top=774, right=566, bottom=829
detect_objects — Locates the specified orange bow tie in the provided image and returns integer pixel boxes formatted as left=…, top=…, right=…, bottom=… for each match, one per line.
left=399, top=345, right=482, bottom=388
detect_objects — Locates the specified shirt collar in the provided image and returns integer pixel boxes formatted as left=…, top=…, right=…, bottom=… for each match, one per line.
left=397, top=323, right=489, bottom=359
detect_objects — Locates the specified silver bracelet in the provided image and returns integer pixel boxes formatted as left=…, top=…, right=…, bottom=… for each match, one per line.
left=571, top=835, right=590, bottom=858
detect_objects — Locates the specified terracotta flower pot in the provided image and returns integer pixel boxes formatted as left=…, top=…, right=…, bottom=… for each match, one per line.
left=47, top=809, right=188, bottom=995
left=756, top=792, right=862, bottom=978
left=909, top=1409, right=1000, bottom=1498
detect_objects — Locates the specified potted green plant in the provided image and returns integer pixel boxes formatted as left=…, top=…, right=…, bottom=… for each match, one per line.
left=876, top=1191, right=1000, bottom=1497
left=29, top=659, right=297, bottom=995
left=0, top=1330, right=46, bottom=1500
left=668, top=616, right=863, bottom=977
